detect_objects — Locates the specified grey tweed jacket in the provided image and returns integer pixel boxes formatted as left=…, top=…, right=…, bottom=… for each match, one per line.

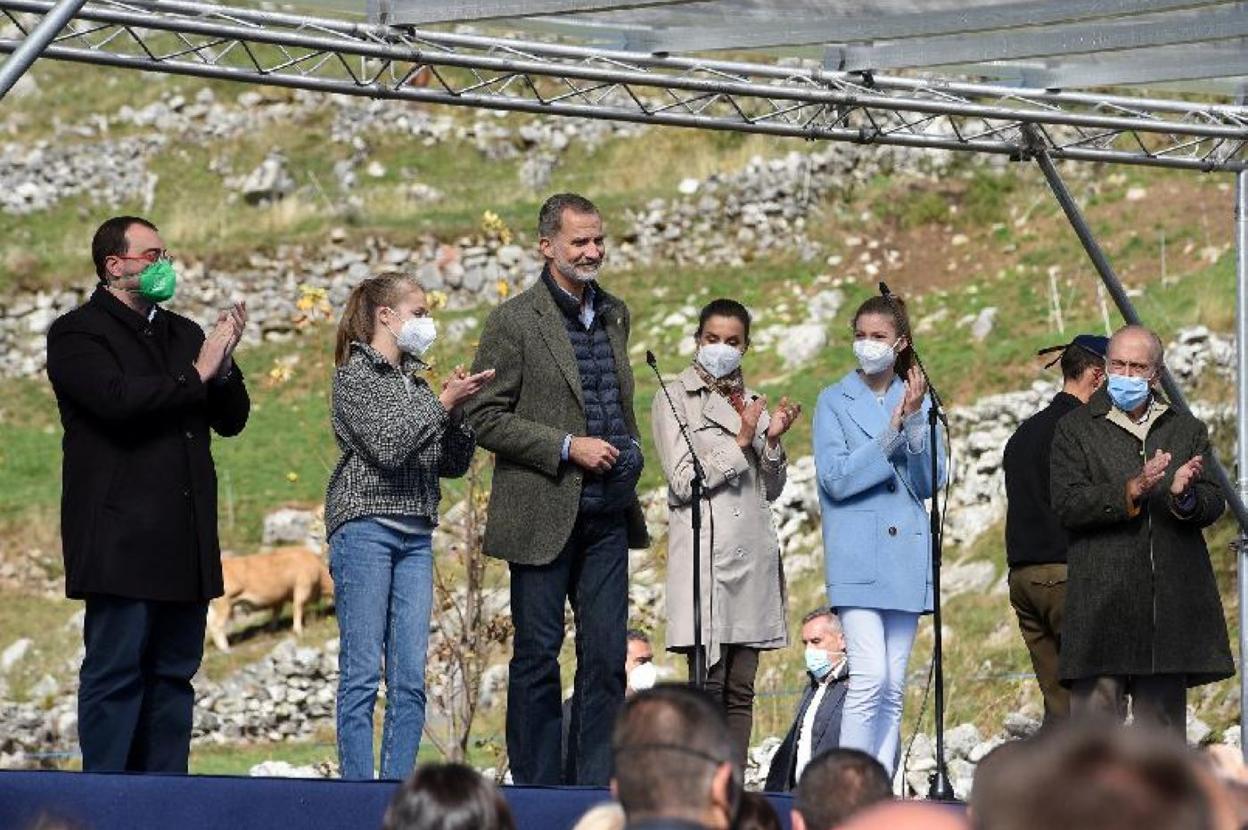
left=324, top=342, right=476, bottom=539
left=465, top=276, right=649, bottom=566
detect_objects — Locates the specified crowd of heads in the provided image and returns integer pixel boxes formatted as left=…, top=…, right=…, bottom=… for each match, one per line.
left=378, top=683, right=1248, bottom=830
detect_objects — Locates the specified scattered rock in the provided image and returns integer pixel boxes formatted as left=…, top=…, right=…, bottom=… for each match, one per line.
left=941, top=560, right=998, bottom=600
left=1, top=639, right=32, bottom=674
left=1187, top=710, right=1212, bottom=746
left=241, top=153, right=295, bottom=205
left=261, top=507, right=323, bottom=549
left=249, top=760, right=331, bottom=778
left=1002, top=712, right=1041, bottom=739
left=944, top=723, right=983, bottom=761
left=970, top=307, right=997, bottom=342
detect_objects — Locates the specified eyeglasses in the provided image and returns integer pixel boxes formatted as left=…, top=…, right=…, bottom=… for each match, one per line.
left=1106, top=358, right=1154, bottom=377
left=112, top=249, right=173, bottom=265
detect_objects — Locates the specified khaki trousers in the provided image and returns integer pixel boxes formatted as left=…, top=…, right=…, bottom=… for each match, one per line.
left=1008, top=563, right=1070, bottom=723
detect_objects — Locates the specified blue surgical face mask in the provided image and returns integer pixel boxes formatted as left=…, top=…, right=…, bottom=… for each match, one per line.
left=1107, top=373, right=1151, bottom=412
left=804, top=646, right=832, bottom=679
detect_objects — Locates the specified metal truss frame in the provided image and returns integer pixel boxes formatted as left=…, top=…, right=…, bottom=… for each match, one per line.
left=0, top=0, right=1244, bottom=172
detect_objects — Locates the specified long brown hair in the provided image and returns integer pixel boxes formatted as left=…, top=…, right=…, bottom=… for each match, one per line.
left=852, top=295, right=915, bottom=377
left=334, top=271, right=423, bottom=367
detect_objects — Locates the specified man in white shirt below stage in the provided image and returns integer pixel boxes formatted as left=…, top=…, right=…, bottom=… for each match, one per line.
left=765, top=608, right=850, bottom=791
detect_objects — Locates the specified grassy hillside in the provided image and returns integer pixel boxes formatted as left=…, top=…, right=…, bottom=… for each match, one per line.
left=0, top=61, right=1242, bottom=772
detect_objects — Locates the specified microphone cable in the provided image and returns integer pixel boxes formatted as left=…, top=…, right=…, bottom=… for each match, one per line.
left=899, top=404, right=956, bottom=794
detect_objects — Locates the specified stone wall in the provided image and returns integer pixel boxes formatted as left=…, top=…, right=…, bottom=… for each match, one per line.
left=0, top=93, right=964, bottom=377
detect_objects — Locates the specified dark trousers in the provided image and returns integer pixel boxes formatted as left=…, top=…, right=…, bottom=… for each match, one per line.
left=79, top=595, right=207, bottom=773
left=507, top=512, right=628, bottom=786
left=1070, top=674, right=1186, bottom=734
left=685, top=645, right=760, bottom=772
left=1008, top=564, right=1070, bottom=723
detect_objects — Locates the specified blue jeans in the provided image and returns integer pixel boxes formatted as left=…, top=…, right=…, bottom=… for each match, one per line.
left=508, top=511, right=628, bottom=786
left=330, top=518, right=434, bottom=780
left=837, top=607, right=919, bottom=776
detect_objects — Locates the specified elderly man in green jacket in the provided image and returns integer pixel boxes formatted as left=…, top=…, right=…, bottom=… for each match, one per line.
left=466, top=193, right=647, bottom=785
left=1050, top=324, right=1233, bottom=733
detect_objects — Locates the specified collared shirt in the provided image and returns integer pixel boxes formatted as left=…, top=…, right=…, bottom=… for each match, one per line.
left=795, top=659, right=847, bottom=780
left=795, top=681, right=829, bottom=781
left=554, top=279, right=597, bottom=330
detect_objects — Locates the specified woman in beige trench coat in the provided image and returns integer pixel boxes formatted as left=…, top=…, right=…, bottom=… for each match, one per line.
left=651, top=298, right=801, bottom=769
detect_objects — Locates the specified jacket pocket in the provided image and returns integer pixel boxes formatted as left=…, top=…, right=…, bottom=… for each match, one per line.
left=828, top=509, right=878, bottom=584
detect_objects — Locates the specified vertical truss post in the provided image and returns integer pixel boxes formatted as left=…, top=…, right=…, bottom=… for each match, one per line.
left=1236, top=162, right=1248, bottom=759
left=0, top=0, right=85, bottom=98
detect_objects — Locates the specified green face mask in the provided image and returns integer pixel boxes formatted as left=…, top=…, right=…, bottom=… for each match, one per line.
left=132, top=258, right=177, bottom=303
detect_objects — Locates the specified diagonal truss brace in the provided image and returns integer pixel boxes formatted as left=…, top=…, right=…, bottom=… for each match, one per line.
left=0, top=0, right=1245, bottom=172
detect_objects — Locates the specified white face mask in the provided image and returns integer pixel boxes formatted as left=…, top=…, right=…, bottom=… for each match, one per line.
left=388, top=315, right=437, bottom=357
left=853, top=338, right=897, bottom=375
left=697, top=342, right=744, bottom=378
left=628, top=661, right=657, bottom=692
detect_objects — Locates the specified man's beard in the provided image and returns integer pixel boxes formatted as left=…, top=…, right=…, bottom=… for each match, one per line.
left=554, top=256, right=601, bottom=284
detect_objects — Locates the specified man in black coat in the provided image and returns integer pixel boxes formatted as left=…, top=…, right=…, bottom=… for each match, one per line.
left=1050, top=325, right=1233, bottom=733
left=46, top=216, right=249, bottom=772
left=1001, top=334, right=1106, bottom=724
left=765, top=608, right=849, bottom=792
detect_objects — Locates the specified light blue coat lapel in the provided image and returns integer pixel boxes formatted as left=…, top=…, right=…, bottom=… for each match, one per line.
left=842, top=371, right=900, bottom=439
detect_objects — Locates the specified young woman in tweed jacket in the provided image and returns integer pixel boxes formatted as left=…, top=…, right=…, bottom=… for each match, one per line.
left=325, top=271, right=494, bottom=780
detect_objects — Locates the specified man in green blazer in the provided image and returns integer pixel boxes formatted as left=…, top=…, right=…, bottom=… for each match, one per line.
left=466, top=193, right=648, bottom=785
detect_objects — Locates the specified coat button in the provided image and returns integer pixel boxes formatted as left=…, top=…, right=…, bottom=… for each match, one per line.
left=182, top=488, right=191, bottom=498
left=887, top=482, right=897, bottom=492
left=185, top=430, right=194, bottom=440
left=888, top=526, right=898, bottom=536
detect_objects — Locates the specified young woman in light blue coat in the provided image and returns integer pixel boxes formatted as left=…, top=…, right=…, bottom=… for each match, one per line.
left=811, top=294, right=946, bottom=775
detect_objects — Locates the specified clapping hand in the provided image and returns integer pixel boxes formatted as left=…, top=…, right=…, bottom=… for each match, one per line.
left=1169, top=454, right=1203, bottom=497
left=217, top=301, right=247, bottom=381
left=766, top=395, right=802, bottom=447
left=737, top=395, right=768, bottom=449
left=439, top=365, right=495, bottom=412
left=195, top=303, right=246, bottom=383
left=889, top=365, right=928, bottom=431
left=1128, top=448, right=1172, bottom=504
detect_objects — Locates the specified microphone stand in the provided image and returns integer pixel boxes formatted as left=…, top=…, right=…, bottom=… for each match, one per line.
left=647, top=350, right=707, bottom=689
left=878, top=283, right=956, bottom=802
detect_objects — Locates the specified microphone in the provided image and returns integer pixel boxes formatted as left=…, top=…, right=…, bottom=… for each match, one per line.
left=646, top=349, right=658, bottom=368
left=878, top=281, right=893, bottom=298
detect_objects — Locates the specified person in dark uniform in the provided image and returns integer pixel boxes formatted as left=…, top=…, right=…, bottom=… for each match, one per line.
left=1001, top=334, right=1106, bottom=724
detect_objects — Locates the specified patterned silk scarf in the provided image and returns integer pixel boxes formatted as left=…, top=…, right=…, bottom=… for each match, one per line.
left=692, top=361, right=748, bottom=413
